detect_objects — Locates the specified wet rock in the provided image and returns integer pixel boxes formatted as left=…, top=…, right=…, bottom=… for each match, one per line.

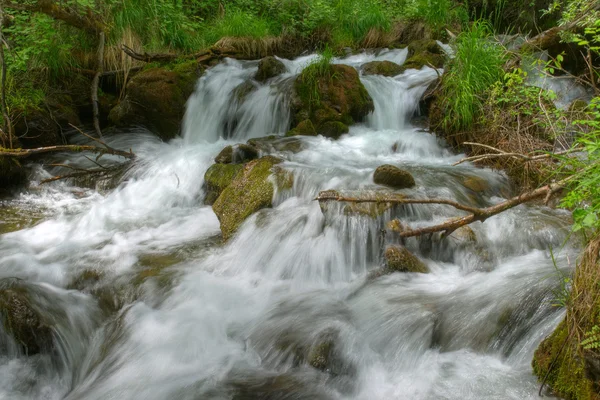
left=386, top=218, right=407, bottom=233
left=255, top=56, right=287, bottom=82
left=407, top=39, right=444, bottom=58
left=343, top=203, right=392, bottom=218
left=233, top=80, right=257, bottom=103
left=212, top=156, right=283, bottom=240
left=384, top=245, right=429, bottom=274
left=273, top=166, right=294, bottom=191
left=462, top=176, right=489, bottom=193
left=68, top=269, right=104, bottom=291
left=225, top=373, right=333, bottom=400
left=290, top=64, right=373, bottom=139
left=451, top=225, right=477, bottom=244
left=215, top=144, right=259, bottom=164
left=317, top=121, right=349, bottom=139
left=373, top=165, right=416, bottom=189
left=286, top=119, right=317, bottom=137
left=248, top=135, right=307, bottom=153
left=204, top=163, right=244, bottom=205
left=0, top=158, right=26, bottom=190
left=362, top=60, right=404, bottom=77
left=0, top=282, right=53, bottom=355
left=109, top=61, right=201, bottom=140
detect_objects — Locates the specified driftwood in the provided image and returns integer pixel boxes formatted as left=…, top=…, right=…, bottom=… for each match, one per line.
left=0, top=144, right=134, bottom=159
left=316, top=180, right=567, bottom=238
left=452, top=142, right=577, bottom=166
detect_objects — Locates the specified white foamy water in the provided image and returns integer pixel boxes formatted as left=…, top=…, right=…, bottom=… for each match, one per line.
left=0, top=50, right=573, bottom=400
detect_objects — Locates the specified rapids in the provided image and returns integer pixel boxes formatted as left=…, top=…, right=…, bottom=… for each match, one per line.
left=0, top=50, right=575, bottom=399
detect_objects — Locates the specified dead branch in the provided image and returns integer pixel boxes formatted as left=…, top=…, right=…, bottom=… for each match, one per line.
left=0, top=2, right=11, bottom=149
left=2, top=0, right=102, bottom=34
left=121, top=44, right=250, bottom=65
left=121, top=45, right=182, bottom=63
left=91, top=31, right=105, bottom=138
left=452, top=147, right=577, bottom=166
left=0, top=144, right=134, bottom=159
left=316, top=179, right=568, bottom=237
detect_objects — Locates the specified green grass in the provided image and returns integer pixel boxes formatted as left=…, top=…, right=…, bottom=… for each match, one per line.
left=201, top=9, right=276, bottom=44
left=440, top=21, right=507, bottom=132
left=298, top=46, right=336, bottom=107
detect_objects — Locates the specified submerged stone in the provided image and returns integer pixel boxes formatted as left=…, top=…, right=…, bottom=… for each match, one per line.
left=212, top=156, right=283, bottom=240
left=373, top=165, right=416, bottom=189
left=462, top=176, right=489, bottom=193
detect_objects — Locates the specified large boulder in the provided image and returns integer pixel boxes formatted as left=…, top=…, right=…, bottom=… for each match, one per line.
left=384, top=245, right=429, bottom=274
left=204, top=163, right=244, bottom=205
left=109, top=61, right=201, bottom=140
left=362, top=61, right=405, bottom=77
left=396, top=39, right=446, bottom=73
left=212, top=156, right=283, bottom=240
left=373, top=165, right=416, bottom=189
left=214, top=144, right=259, bottom=164
left=0, top=282, right=53, bottom=355
left=255, top=56, right=286, bottom=82
left=290, top=64, right=374, bottom=139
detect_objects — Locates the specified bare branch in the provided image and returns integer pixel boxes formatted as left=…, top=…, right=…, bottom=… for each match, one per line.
left=0, top=144, right=134, bottom=159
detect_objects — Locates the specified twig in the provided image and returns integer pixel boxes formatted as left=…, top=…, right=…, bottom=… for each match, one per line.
left=68, top=123, right=108, bottom=148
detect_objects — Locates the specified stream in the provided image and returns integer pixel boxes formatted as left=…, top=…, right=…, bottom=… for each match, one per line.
left=0, top=49, right=577, bottom=399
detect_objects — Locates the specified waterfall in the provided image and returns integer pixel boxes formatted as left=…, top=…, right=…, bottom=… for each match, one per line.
left=0, top=49, right=573, bottom=400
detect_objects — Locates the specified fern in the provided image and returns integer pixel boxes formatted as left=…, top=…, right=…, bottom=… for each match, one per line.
left=582, top=325, right=600, bottom=350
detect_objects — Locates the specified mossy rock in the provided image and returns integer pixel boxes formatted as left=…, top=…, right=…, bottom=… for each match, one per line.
left=255, top=56, right=287, bottom=82
left=373, top=165, right=416, bottom=189
left=399, top=52, right=445, bottom=73
left=344, top=203, right=392, bottom=218
left=362, top=61, right=405, bottom=77
left=290, top=64, right=373, bottom=140
left=0, top=157, right=26, bottom=190
left=286, top=119, right=317, bottom=137
left=384, top=245, right=429, bottom=274
left=407, top=39, right=444, bottom=58
left=233, top=80, right=257, bottom=104
left=204, top=163, right=244, bottom=205
left=248, top=135, right=306, bottom=153
left=317, top=121, right=349, bottom=139
left=451, top=225, right=477, bottom=245
left=273, top=166, right=294, bottom=191
left=68, top=269, right=104, bottom=291
left=462, top=176, right=489, bottom=193
left=0, top=282, right=53, bottom=355
left=533, top=319, right=595, bottom=399
left=109, top=61, right=202, bottom=140
left=214, top=144, right=259, bottom=164
left=212, top=156, right=283, bottom=240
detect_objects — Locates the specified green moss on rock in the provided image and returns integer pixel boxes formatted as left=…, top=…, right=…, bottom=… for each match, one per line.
left=384, top=245, right=429, bottom=274
left=215, top=146, right=234, bottom=164
left=286, top=119, right=317, bottom=137
left=373, top=165, right=416, bottom=189
left=109, top=61, right=201, bottom=140
left=362, top=61, right=405, bottom=77
left=317, top=121, right=349, bottom=139
left=204, top=163, right=244, bottom=205
left=463, top=176, right=489, bottom=193
left=255, top=56, right=286, bottom=82
left=212, top=156, right=283, bottom=240
left=290, top=64, right=373, bottom=140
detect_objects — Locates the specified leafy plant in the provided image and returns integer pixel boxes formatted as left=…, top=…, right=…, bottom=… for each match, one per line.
left=582, top=325, right=600, bottom=350
left=298, top=46, right=336, bottom=108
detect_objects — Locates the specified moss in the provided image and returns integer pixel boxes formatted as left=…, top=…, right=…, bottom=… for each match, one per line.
left=308, top=338, right=335, bottom=371
left=233, top=80, right=257, bottom=104
left=384, top=245, right=429, bottom=274
left=290, top=64, right=373, bottom=140
left=362, top=60, right=404, bottom=77
left=204, top=163, right=244, bottom=205
left=407, top=39, right=444, bottom=57
left=286, top=119, right=317, bottom=137
left=533, top=320, right=596, bottom=400
left=255, top=56, right=286, bottom=82
left=317, top=121, right=349, bottom=139
left=215, top=146, right=234, bottom=164
left=212, top=156, right=283, bottom=240
left=399, top=52, right=445, bottom=73
left=373, top=165, right=416, bottom=189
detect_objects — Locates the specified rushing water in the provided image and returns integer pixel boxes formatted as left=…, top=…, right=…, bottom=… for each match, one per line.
left=0, top=50, right=577, bottom=400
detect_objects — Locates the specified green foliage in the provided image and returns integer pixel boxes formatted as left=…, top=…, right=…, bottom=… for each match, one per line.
left=582, top=325, right=600, bottom=350
left=559, top=97, right=600, bottom=234
left=440, top=21, right=506, bottom=131
left=201, top=10, right=275, bottom=43
left=298, top=47, right=336, bottom=107
left=403, top=0, right=469, bottom=31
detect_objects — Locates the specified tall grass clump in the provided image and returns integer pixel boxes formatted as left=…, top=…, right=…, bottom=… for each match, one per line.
left=202, top=9, right=275, bottom=45
left=109, top=0, right=201, bottom=51
left=335, top=0, right=391, bottom=41
left=440, top=21, right=506, bottom=132
left=298, top=46, right=336, bottom=108
left=405, top=0, right=469, bottom=31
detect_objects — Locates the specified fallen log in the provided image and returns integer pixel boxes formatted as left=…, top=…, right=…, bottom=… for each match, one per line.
left=0, top=144, right=134, bottom=160
left=316, top=180, right=568, bottom=238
